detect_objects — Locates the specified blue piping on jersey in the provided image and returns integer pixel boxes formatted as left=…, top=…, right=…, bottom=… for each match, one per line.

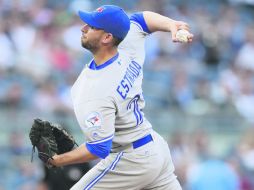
left=83, top=152, right=123, bottom=190
left=87, top=134, right=114, bottom=144
left=89, top=53, right=119, bottom=70
left=130, top=13, right=151, bottom=34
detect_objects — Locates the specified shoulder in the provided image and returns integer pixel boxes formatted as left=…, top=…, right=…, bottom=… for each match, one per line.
left=129, top=12, right=151, bottom=34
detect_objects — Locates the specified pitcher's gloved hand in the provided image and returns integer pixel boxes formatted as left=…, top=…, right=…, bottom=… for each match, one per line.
left=29, top=119, right=77, bottom=168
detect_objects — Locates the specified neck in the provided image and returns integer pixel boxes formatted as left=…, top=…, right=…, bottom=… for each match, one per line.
left=93, top=47, right=118, bottom=66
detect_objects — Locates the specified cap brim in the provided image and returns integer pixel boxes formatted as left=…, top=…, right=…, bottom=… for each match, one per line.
left=78, top=11, right=100, bottom=28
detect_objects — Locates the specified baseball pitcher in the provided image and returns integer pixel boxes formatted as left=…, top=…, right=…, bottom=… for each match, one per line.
left=41, top=4, right=193, bottom=190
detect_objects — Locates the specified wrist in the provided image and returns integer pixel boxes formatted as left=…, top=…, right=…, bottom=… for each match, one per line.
left=50, top=154, right=59, bottom=167
left=167, top=19, right=176, bottom=32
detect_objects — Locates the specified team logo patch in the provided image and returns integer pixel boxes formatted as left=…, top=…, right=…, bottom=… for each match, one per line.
left=85, top=112, right=102, bottom=128
left=96, top=7, right=104, bottom=13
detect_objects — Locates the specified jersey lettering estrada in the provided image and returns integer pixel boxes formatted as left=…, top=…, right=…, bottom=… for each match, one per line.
left=71, top=13, right=152, bottom=159
left=116, top=60, right=142, bottom=99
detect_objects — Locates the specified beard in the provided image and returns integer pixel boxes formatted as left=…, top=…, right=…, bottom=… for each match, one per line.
left=81, top=38, right=99, bottom=53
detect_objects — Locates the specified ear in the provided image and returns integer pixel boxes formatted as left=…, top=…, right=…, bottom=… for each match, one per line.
left=101, top=33, right=114, bottom=45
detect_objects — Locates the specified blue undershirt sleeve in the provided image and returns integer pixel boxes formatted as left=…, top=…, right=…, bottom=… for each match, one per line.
left=130, top=12, right=151, bottom=34
left=86, top=138, right=113, bottom=159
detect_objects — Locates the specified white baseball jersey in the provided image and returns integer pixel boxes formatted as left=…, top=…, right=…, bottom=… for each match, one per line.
left=71, top=13, right=152, bottom=158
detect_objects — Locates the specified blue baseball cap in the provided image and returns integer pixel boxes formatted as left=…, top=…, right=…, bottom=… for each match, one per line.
left=78, top=5, right=130, bottom=40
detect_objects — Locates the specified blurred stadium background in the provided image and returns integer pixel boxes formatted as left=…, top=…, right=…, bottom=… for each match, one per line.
left=1, top=0, right=254, bottom=189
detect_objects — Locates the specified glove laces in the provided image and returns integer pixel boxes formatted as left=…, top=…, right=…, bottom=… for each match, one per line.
left=31, top=145, right=35, bottom=162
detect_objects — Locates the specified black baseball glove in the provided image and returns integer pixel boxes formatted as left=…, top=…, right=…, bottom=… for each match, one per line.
left=29, top=118, right=77, bottom=168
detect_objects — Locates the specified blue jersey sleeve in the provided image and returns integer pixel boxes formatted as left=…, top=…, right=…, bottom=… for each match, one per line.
left=130, top=12, right=151, bottom=34
left=86, top=135, right=113, bottom=159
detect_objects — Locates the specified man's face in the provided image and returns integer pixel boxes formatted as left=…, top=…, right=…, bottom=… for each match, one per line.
left=81, top=24, right=105, bottom=53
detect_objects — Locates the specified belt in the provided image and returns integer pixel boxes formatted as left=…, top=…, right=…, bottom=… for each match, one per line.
left=132, top=134, right=153, bottom=149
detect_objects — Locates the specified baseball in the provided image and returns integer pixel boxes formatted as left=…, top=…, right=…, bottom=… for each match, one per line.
left=176, top=29, right=190, bottom=43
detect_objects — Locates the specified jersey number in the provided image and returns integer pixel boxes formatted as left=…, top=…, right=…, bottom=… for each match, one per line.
left=127, top=94, right=143, bottom=126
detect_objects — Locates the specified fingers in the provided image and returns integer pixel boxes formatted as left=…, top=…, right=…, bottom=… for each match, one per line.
left=171, top=29, right=178, bottom=42
left=187, top=33, right=194, bottom=43
left=179, top=22, right=190, bottom=31
left=172, top=21, right=194, bottom=43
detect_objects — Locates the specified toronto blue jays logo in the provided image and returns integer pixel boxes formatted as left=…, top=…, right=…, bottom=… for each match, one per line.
left=85, top=112, right=102, bottom=128
left=96, top=7, right=104, bottom=13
